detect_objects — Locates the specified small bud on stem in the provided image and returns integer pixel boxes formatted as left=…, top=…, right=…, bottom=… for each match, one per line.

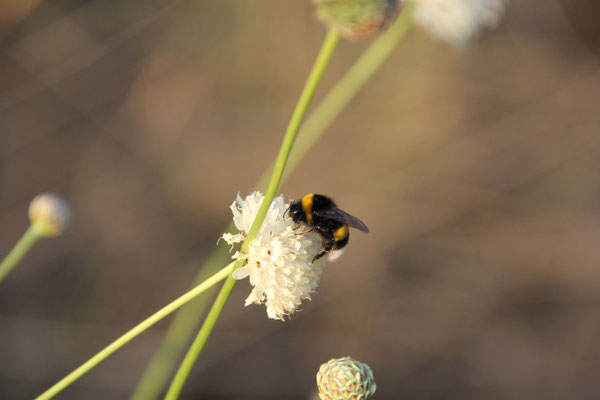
left=29, top=193, right=71, bottom=237
left=317, top=356, right=377, bottom=399
left=313, top=0, right=402, bottom=40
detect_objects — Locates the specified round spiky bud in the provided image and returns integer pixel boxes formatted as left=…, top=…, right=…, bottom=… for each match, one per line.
left=312, top=0, right=402, bottom=40
left=316, top=356, right=376, bottom=400
left=28, top=193, right=71, bottom=237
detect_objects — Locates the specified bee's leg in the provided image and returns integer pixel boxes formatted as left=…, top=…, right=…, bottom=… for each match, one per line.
left=313, top=239, right=334, bottom=262
left=313, top=249, right=327, bottom=261
left=294, top=227, right=315, bottom=236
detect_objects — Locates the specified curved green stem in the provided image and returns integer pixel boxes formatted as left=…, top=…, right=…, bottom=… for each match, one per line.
left=163, top=29, right=341, bottom=400
left=133, top=7, right=415, bottom=399
left=34, top=262, right=235, bottom=400
left=0, top=225, right=40, bottom=286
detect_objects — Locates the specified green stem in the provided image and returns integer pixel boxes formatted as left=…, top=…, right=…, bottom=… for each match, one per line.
left=163, top=29, right=341, bottom=400
left=283, top=2, right=414, bottom=182
left=132, top=8, right=415, bottom=399
left=130, top=243, right=232, bottom=400
left=34, top=262, right=235, bottom=400
left=0, top=225, right=40, bottom=285
left=247, top=29, right=341, bottom=244
left=163, top=274, right=237, bottom=400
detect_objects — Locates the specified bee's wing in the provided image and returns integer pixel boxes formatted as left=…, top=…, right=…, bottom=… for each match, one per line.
left=314, top=208, right=370, bottom=233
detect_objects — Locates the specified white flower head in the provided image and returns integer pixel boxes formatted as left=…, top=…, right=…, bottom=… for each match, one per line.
left=412, top=0, right=508, bottom=47
left=221, top=191, right=328, bottom=321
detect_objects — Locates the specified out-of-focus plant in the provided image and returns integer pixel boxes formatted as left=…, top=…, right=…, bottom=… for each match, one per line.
left=412, top=0, right=508, bottom=46
left=0, top=193, right=70, bottom=286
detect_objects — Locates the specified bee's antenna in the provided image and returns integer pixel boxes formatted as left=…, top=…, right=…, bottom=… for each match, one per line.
left=284, top=206, right=291, bottom=218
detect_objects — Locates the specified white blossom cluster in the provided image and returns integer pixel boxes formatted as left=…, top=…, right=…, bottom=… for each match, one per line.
left=411, top=0, right=508, bottom=46
left=222, top=192, right=328, bottom=321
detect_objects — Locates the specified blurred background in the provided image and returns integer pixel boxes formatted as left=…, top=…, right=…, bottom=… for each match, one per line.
left=1, top=0, right=600, bottom=399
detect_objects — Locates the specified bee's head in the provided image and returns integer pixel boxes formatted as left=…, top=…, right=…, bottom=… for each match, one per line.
left=286, top=200, right=306, bottom=223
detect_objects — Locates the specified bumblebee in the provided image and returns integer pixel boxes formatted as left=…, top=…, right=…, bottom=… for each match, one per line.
left=287, top=193, right=369, bottom=261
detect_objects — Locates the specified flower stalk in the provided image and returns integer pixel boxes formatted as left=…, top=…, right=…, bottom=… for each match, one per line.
left=163, top=29, right=341, bottom=400
left=34, top=262, right=235, bottom=400
left=0, top=225, right=40, bottom=285
left=282, top=1, right=414, bottom=183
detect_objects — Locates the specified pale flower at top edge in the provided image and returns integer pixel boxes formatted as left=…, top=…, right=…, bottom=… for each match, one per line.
left=221, top=191, right=328, bottom=321
left=411, top=0, right=508, bottom=47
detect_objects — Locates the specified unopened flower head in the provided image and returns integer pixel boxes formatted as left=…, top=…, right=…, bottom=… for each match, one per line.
left=221, top=192, right=328, bottom=321
left=312, top=0, right=402, bottom=40
left=412, top=0, right=508, bottom=47
left=28, top=193, right=71, bottom=237
left=317, top=356, right=377, bottom=400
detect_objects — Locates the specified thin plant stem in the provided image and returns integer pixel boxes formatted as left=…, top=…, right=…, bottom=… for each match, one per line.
left=132, top=7, right=415, bottom=399
left=34, top=262, right=236, bottom=400
left=163, top=29, right=341, bottom=400
left=246, top=28, right=341, bottom=245
left=282, top=2, right=415, bottom=183
left=130, top=242, right=232, bottom=400
left=163, top=274, right=237, bottom=400
left=0, top=225, right=40, bottom=285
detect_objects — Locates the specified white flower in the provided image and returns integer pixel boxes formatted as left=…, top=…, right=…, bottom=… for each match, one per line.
left=412, top=0, right=507, bottom=47
left=221, top=192, right=328, bottom=321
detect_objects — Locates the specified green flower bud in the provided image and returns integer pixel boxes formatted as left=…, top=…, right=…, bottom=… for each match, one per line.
left=28, top=193, right=71, bottom=237
left=316, top=356, right=376, bottom=400
left=312, top=0, right=402, bottom=39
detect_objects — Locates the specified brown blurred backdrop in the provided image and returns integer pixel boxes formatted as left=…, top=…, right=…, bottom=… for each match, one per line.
left=1, top=0, right=600, bottom=399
